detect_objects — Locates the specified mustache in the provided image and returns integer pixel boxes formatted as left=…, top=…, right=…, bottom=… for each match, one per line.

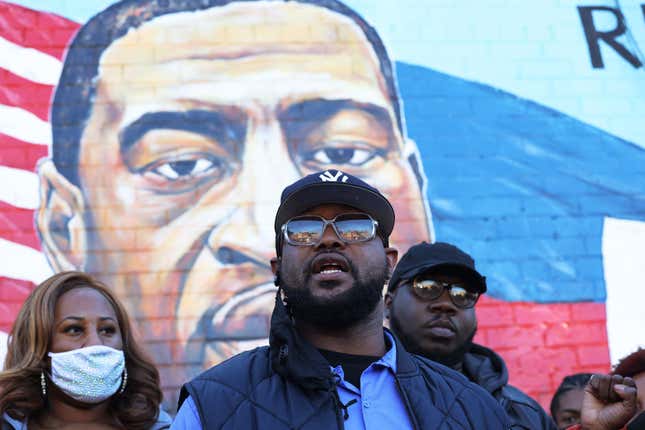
left=423, top=316, right=457, bottom=332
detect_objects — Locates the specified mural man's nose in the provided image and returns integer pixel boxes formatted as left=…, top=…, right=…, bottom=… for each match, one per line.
left=207, top=113, right=300, bottom=267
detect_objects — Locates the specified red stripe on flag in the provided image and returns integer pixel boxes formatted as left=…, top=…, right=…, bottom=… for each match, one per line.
left=0, top=200, right=39, bottom=250
left=0, top=67, right=54, bottom=121
left=0, top=1, right=79, bottom=60
left=475, top=296, right=609, bottom=410
left=0, top=275, right=35, bottom=332
left=0, top=133, right=48, bottom=171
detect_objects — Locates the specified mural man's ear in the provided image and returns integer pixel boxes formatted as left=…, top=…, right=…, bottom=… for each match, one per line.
left=403, top=137, right=436, bottom=242
left=36, top=159, right=88, bottom=271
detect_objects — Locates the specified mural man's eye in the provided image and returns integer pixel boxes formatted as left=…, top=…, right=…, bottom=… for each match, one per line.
left=307, top=146, right=379, bottom=166
left=141, top=154, right=226, bottom=184
left=154, top=159, right=216, bottom=180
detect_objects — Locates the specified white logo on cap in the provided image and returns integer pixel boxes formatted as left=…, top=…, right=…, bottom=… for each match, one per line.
left=319, top=170, right=348, bottom=183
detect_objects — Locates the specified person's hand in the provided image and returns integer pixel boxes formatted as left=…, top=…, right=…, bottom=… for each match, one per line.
left=580, top=374, right=638, bottom=430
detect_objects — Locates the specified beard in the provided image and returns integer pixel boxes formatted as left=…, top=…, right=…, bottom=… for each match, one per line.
left=281, top=252, right=388, bottom=330
left=390, top=312, right=477, bottom=368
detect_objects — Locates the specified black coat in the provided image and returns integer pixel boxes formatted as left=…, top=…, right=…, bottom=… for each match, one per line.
left=179, top=294, right=510, bottom=429
left=463, top=343, right=557, bottom=430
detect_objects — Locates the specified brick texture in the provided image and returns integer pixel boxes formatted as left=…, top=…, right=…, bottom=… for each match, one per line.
left=0, top=0, right=629, bottom=415
left=475, top=297, right=609, bottom=408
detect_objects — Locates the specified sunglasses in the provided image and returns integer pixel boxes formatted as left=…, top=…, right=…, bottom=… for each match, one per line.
left=408, top=276, right=480, bottom=309
left=281, top=213, right=378, bottom=246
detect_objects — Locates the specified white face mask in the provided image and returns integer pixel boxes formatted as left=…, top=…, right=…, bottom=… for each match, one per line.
left=48, top=345, right=125, bottom=404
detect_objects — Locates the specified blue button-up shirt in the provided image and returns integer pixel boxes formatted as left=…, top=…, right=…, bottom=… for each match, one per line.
left=332, top=331, right=414, bottom=430
left=171, top=331, right=414, bottom=430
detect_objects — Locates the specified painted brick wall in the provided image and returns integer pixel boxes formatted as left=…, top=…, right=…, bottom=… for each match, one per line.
left=2, top=0, right=643, bottom=413
left=476, top=298, right=609, bottom=407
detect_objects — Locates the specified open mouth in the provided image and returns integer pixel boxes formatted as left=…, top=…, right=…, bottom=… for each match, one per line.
left=319, top=263, right=344, bottom=274
left=311, top=254, right=350, bottom=275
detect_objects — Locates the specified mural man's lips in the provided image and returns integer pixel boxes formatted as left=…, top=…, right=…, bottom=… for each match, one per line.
left=182, top=281, right=275, bottom=371
left=207, top=281, right=277, bottom=340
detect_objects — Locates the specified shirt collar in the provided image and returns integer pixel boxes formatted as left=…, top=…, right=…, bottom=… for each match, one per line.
left=329, top=329, right=398, bottom=378
left=378, top=330, right=398, bottom=372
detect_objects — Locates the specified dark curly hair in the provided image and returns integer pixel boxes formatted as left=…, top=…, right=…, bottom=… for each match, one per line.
left=0, top=271, right=163, bottom=429
left=613, top=348, right=645, bottom=378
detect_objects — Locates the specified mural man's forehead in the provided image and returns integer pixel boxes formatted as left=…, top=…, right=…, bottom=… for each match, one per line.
left=114, top=1, right=377, bottom=50
left=97, top=2, right=392, bottom=115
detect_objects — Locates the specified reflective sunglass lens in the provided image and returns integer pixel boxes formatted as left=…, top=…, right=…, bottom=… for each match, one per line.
left=411, top=278, right=479, bottom=308
left=335, top=215, right=374, bottom=242
left=412, top=278, right=444, bottom=300
left=284, top=213, right=377, bottom=245
left=450, top=286, right=478, bottom=308
left=285, top=219, right=323, bottom=244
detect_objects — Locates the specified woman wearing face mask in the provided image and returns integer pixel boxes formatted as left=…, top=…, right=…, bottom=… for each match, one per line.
left=0, top=271, right=172, bottom=429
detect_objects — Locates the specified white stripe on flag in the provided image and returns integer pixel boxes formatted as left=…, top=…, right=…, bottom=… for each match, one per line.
left=0, top=35, right=62, bottom=85
left=603, top=217, right=645, bottom=365
left=0, top=104, right=51, bottom=147
left=0, top=238, right=52, bottom=285
left=0, top=166, right=40, bottom=209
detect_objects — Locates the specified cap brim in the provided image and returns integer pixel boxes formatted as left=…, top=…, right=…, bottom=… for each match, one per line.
left=274, top=182, right=395, bottom=237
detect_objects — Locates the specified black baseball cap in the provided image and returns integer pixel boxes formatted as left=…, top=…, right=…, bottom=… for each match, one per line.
left=274, top=169, right=395, bottom=247
left=388, top=242, right=487, bottom=293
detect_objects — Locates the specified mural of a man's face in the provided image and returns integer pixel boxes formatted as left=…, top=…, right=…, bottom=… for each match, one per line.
left=37, top=1, right=432, bottom=392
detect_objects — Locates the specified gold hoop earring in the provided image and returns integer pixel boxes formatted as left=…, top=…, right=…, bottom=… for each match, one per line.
left=40, top=370, right=47, bottom=397
left=118, top=367, right=128, bottom=395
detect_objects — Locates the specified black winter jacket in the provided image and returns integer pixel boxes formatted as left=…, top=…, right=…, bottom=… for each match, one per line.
left=179, top=294, right=510, bottom=429
left=463, top=343, right=557, bottom=430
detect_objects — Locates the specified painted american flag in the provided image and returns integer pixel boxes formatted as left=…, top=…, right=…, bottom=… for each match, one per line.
left=0, top=1, right=79, bottom=333
left=0, top=1, right=619, bottom=409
